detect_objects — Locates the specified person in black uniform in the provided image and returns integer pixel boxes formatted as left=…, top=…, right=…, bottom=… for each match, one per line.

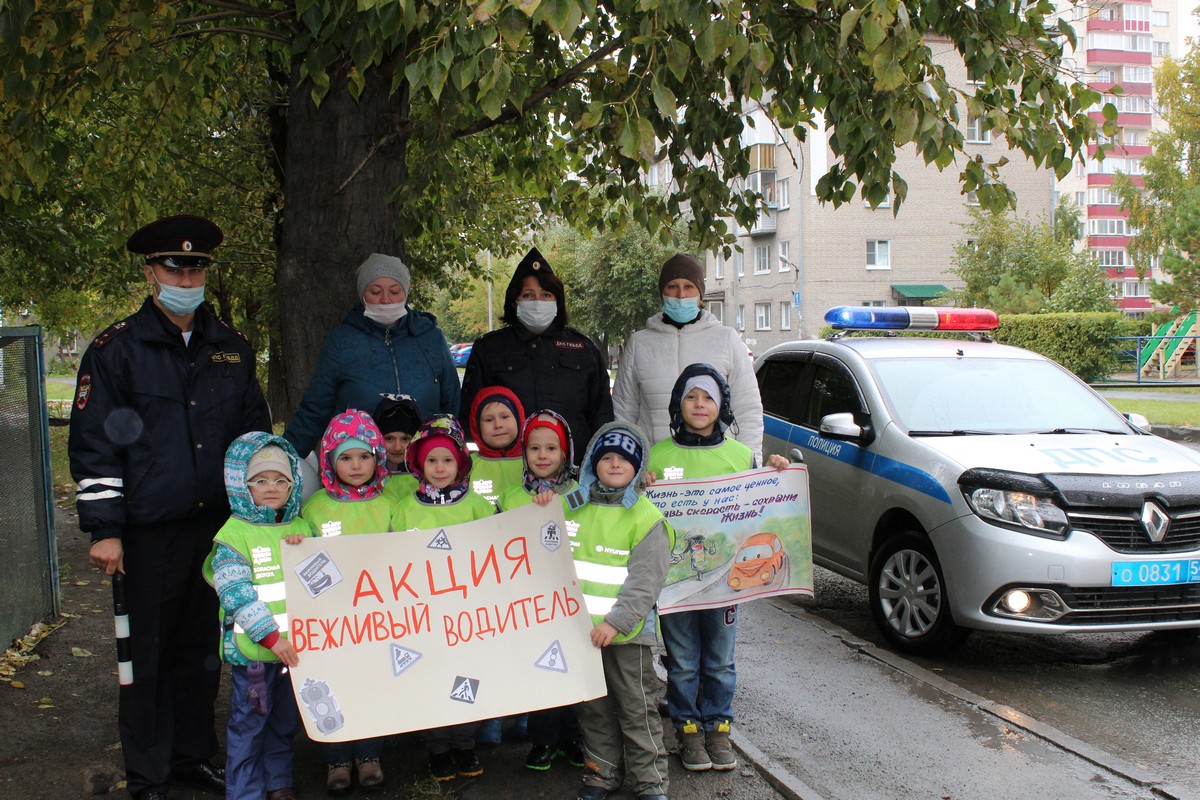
left=460, top=247, right=613, bottom=466
left=69, top=215, right=271, bottom=800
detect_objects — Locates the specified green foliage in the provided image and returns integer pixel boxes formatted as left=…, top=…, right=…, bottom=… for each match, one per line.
left=1, top=1, right=1104, bottom=254
left=1115, top=45, right=1200, bottom=303
left=947, top=202, right=1113, bottom=314
left=543, top=219, right=696, bottom=354
left=995, top=312, right=1129, bottom=382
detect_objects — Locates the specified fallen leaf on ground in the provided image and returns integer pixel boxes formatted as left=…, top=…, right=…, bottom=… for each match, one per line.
left=11, top=681, right=24, bottom=689
left=70, top=647, right=94, bottom=658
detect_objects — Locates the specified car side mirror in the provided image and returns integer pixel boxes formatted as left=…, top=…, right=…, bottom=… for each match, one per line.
left=820, top=412, right=866, bottom=441
left=1124, top=412, right=1152, bottom=434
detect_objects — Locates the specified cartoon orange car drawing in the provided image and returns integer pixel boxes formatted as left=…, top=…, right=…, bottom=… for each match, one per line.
left=727, top=532, right=786, bottom=591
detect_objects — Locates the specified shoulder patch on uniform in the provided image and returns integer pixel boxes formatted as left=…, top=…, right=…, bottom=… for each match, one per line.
left=216, top=318, right=251, bottom=344
left=91, top=320, right=129, bottom=349
left=75, top=374, right=92, bottom=409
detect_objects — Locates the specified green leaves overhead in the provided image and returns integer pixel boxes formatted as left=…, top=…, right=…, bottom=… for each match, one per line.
left=0, top=0, right=1106, bottom=295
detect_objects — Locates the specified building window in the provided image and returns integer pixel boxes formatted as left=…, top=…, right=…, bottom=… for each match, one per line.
left=708, top=300, right=724, bottom=323
left=867, top=240, right=891, bottom=270
left=779, top=302, right=792, bottom=330
left=1094, top=249, right=1131, bottom=268
left=1124, top=280, right=1150, bottom=298
left=755, top=302, right=771, bottom=331
left=736, top=254, right=744, bottom=277
left=777, top=177, right=790, bottom=210
left=1123, top=65, right=1152, bottom=83
left=1154, top=40, right=1171, bottom=57
left=862, top=300, right=884, bottom=307
left=1153, top=11, right=1169, bottom=27
left=1074, top=191, right=1086, bottom=207
left=714, top=252, right=725, bottom=279
left=736, top=305, right=745, bottom=331
left=1088, top=187, right=1123, bottom=206
left=1094, top=68, right=1118, bottom=83
left=1089, top=218, right=1135, bottom=236
left=754, top=245, right=771, bottom=274
left=778, top=241, right=791, bottom=272
left=966, top=115, right=990, bottom=144
left=966, top=191, right=980, bottom=206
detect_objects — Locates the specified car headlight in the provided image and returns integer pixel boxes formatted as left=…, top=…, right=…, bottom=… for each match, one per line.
left=959, top=469, right=1068, bottom=539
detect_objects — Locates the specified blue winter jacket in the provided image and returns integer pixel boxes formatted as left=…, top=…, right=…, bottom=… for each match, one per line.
left=283, top=306, right=460, bottom=457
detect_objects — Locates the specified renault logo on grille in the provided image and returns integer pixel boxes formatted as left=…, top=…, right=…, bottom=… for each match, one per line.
left=1141, top=501, right=1170, bottom=542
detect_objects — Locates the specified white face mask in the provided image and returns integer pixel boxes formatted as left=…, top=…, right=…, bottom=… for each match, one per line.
left=516, top=300, right=558, bottom=334
left=363, top=302, right=408, bottom=327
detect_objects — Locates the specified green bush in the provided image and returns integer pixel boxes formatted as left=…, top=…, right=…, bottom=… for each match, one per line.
left=994, top=312, right=1127, bottom=382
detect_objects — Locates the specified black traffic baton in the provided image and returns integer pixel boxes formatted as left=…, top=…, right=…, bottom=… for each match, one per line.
left=112, top=572, right=133, bottom=685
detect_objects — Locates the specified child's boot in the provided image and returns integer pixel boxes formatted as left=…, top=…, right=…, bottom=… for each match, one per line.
left=706, top=720, right=737, bottom=770
left=355, top=757, right=385, bottom=791
left=677, top=720, right=711, bottom=771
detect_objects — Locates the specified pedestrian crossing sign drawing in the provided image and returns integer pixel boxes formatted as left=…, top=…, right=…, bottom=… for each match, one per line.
left=389, top=644, right=422, bottom=677
left=427, top=529, right=452, bottom=550
left=541, top=520, right=563, bottom=551
left=534, top=640, right=568, bottom=673
left=449, top=675, right=479, bottom=703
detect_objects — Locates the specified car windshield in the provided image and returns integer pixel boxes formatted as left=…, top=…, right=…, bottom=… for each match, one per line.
left=872, top=357, right=1131, bottom=435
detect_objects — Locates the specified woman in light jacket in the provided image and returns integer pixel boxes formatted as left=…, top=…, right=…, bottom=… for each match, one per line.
left=612, top=253, right=763, bottom=461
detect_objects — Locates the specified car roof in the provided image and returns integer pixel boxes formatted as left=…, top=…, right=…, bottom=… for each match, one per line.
left=759, top=335, right=1048, bottom=363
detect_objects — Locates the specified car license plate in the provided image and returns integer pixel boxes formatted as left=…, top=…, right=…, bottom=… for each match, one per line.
left=1111, top=559, right=1200, bottom=587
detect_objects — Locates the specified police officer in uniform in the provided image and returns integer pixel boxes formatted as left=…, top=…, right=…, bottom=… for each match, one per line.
left=69, top=215, right=271, bottom=800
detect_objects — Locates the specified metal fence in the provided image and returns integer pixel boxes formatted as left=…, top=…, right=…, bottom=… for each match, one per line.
left=0, top=326, right=58, bottom=644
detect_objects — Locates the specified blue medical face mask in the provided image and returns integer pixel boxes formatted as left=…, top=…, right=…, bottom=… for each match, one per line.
left=153, top=278, right=206, bottom=316
left=662, top=296, right=700, bottom=324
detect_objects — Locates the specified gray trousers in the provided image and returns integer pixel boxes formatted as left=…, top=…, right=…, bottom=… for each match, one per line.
left=577, top=643, right=669, bottom=796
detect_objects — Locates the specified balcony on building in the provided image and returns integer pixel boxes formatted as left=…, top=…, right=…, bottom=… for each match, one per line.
left=738, top=143, right=777, bottom=237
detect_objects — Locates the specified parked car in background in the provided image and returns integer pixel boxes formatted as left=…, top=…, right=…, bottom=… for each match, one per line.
left=756, top=305, right=1200, bottom=655
left=450, top=342, right=473, bottom=368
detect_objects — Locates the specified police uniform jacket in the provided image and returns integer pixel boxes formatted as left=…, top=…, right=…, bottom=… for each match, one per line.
left=69, top=297, right=271, bottom=541
left=460, top=321, right=613, bottom=466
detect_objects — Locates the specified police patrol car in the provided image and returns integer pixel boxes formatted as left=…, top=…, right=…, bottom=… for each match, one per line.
left=756, top=306, right=1200, bottom=654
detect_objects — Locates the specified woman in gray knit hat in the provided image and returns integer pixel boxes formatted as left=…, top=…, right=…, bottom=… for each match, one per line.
left=283, top=253, right=459, bottom=460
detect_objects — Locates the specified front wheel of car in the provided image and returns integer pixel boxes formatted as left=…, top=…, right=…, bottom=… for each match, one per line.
left=868, top=532, right=969, bottom=656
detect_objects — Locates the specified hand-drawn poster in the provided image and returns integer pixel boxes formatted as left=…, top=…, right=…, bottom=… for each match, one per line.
left=646, top=466, right=812, bottom=613
left=281, top=501, right=607, bottom=742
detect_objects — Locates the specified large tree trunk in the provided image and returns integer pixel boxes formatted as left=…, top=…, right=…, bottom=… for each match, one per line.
left=274, top=59, right=409, bottom=423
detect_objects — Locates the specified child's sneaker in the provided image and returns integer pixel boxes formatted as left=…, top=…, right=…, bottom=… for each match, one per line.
left=562, top=740, right=586, bottom=767
left=355, top=756, right=385, bottom=790
left=428, top=751, right=457, bottom=782
left=453, top=748, right=484, bottom=777
left=677, top=720, right=711, bottom=771
left=706, top=721, right=737, bottom=771
left=326, top=761, right=353, bottom=794
left=524, top=744, right=558, bottom=771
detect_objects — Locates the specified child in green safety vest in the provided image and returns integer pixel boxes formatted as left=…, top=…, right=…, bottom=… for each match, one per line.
left=496, top=409, right=585, bottom=772
left=204, top=432, right=312, bottom=800
left=389, top=413, right=495, bottom=782
left=571, top=421, right=672, bottom=800
left=374, top=393, right=422, bottom=503
left=647, top=362, right=788, bottom=774
left=300, top=408, right=393, bottom=792
left=467, top=385, right=526, bottom=506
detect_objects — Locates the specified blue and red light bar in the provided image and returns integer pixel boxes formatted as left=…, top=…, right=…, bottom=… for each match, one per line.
left=825, top=306, right=999, bottom=332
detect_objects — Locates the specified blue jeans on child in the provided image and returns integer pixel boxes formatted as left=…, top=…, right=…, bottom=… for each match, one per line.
left=660, top=606, right=737, bottom=728
left=227, top=663, right=299, bottom=797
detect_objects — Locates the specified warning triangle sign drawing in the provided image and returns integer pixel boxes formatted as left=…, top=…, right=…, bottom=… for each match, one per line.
left=449, top=676, right=479, bottom=703
left=427, top=529, right=452, bottom=550
left=534, top=640, right=568, bottom=673
left=389, top=644, right=421, bottom=677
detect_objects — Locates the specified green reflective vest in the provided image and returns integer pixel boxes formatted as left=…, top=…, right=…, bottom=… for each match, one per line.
left=207, top=516, right=311, bottom=663
left=495, top=480, right=580, bottom=512
left=383, top=471, right=418, bottom=503
left=301, top=492, right=394, bottom=537
left=469, top=454, right=524, bottom=505
left=390, top=490, right=495, bottom=531
left=647, top=438, right=752, bottom=482
left=570, top=496, right=665, bottom=644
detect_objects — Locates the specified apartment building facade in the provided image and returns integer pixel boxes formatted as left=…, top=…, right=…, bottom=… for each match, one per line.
left=686, top=2, right=1178, bottom=352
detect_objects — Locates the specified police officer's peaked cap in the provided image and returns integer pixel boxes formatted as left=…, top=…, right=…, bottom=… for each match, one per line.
left=126, top=215, right=223, bottom=260
left=517, top=246, right=553, bottom=274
